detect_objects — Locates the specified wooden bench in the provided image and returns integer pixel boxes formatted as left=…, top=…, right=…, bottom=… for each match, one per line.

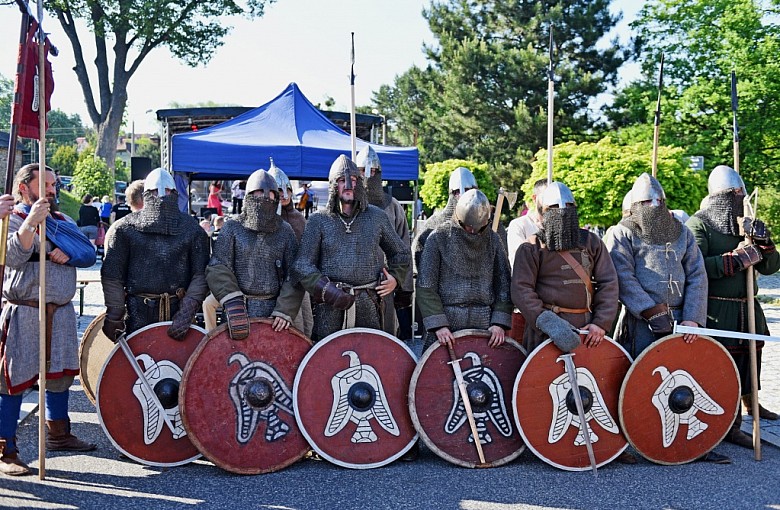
left=76, top=277, right=101, bottom=316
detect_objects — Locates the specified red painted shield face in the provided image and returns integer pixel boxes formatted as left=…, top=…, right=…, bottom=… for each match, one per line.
left=180, top=319, right=312, bottom=474
left=293, top=328, right=418, bottom=469
left=410, top=330, right=527, bottom=468
left=619, top=334, right=740, bottom=465
left=97, top=322, right=206, bottom=467
left=513, top=336, right=632, bottom=471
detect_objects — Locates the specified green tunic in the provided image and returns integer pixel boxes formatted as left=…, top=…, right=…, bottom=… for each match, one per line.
left=685, top=216, right=780, bottom=351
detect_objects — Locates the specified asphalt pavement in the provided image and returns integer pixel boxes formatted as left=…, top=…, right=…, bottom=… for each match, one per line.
left=1, top=262, right=779, bottom=510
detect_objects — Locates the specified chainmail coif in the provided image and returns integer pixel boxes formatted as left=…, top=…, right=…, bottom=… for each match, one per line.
left=621, top=203, right=682, bottom=245
left=538, top=208, right=583, bottom=252
left=366, top=172, right=391, bottom=209
left=241, top=194, right=282, bottom=233
left=694, top=191, right=744, bottom=236
left=325, top=175, right=368, bottom=216
left=136, top=192, right=181, bottom=235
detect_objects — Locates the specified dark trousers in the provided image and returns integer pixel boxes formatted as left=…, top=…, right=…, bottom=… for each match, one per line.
left=232, top=197, right=243, bottom=215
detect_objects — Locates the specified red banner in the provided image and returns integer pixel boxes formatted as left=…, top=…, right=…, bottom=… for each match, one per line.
left=11, top=20, right=54, bottom=140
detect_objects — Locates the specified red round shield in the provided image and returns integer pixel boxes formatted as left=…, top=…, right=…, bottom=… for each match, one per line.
left=96, top=322, right=206, bottom=467
left=410, top=329, right=527, bottom=468
left=293, top=328, right=417, bottom=469
left=180, top=319, right=312, bottom=474
left=507, top=311, right=526, bottom=344
left=513, top=336, right=631, bottom=471
left=79, top=313, right=114, bottom=405
left=619, top=334, right=740, bottom=465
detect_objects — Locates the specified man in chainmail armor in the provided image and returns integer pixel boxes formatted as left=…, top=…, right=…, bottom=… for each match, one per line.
left=101, top=168, right=210, bottom=341
left=417, top=189, right=512, bottom=351
left=292, top=155, right=410, bottom=343
left=205, top=169, right=303, bottom=339
left=412, top=166, right=478, bottom=271
left=356, top=145, right=413, bottom=338
left=511, top=181, right=619, bottom=354
left=605, top=173, right=707, bottom=357
left=686, top=165, right=780, bottom=448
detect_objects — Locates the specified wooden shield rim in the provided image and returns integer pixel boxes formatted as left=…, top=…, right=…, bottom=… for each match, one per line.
left=618, top=334, right=740, bottom=466
left=78, top=312, right=108, bottom=405
left=512, top=336, right=631, bottom=471
left=409, top=329, right=527, bottom=468
left=292, top=327, right=418, bottom=469
left=95, top=321, right=206, bottom=467
left=180, top=318, right=313, bottom=475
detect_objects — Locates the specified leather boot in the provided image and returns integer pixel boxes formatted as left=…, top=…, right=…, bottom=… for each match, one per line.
left=0, top=438, right=31, bottom=476
left=742, top=395, right=779, bottom=420
left=45, top=419, right=97, bottom=452
left=724, top=413, right=753, bottom=449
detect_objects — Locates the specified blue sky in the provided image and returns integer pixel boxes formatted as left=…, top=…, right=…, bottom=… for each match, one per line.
left=0, top=0, right=641, bottom=133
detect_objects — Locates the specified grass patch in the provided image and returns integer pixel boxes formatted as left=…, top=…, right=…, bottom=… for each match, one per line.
left=58, top=189, right=81, bottom=220
left=756, top=295, right=780, bottom=306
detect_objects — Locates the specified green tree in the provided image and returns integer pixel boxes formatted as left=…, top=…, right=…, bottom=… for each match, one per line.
left=524, top=137, right=707, bottom=227
left=47, top=109, right=87, bottom=151
left=114, top=158, right=130, bottom=182
left=609, top=0, right=780, bottom=190
left=50, top=144, right=79, bottom=176
left=33, top=0, right=274, bottom=175
left=374, top=0, right=629, bottom=189
left=418, top=159, right=495, bottom=212
left=133, top=137, right=161, bottom=168
left=71, top=149, right=113, bottom=199
left=0, top=73, right=11, bottom=131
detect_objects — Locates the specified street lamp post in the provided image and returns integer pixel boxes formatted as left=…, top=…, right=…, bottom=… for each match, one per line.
left=372, top=109, right=386, bottom=145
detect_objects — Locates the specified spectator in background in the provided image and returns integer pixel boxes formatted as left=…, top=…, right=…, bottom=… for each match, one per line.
left=54, top=169, right=63, bottom=205
left=99, top=196, right=112, bottom=224
left=125, top=180, right=144, bottom=212
left=78, top=194, right=100, bottom=244
left=231, top=180, right=245, bottom=215
left=296, top=182, right=315, bottom=219
left=208, top=181, right=223, bottom=216
left=110, top=194, right=132, bottom=223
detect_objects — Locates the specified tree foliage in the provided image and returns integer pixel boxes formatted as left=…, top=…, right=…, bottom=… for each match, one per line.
left=71, top=149, right=113, bottom=199
left=524, top=137, right=708, bottom=227
left=50, top=144, right=79, bottom=176
left=608, top=0, right=780, bottom=191
left=373, top=0, right=629, bottom=190
left=0, top=73, right=11, bottom=131
left=418, top=159, right=495, bottom=211
left=46, top=109, right=88, bottom=151
left=42, top=0, right=274, bottom=172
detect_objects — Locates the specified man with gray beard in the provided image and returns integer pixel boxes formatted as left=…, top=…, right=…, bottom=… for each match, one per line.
left=605, top=173, right=707, bottom=357
left=356, top=145, right=413, bottom=337
left=417, top=189, right=512, bottom=351
left=206, top=169, right=302, bottom=338
left=293, top=155, right=411, bottom=342
left=101, top=168, right=210, bottom=341
left=511, top=181, right=619, bottom=353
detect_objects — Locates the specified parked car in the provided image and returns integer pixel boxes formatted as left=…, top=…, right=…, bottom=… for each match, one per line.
left=59, top=175, right=73, bottom=191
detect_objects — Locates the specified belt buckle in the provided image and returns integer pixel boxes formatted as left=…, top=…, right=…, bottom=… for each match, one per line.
left=336, top=283, right=353, bottom=293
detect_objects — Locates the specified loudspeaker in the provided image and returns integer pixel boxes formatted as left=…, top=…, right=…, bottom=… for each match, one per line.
left=131, top=157, right=153, bottom=182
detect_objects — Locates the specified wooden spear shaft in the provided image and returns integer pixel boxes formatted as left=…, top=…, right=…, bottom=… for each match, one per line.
left=651, top=54, right=664, bottom=178
left=733, top=70, right=761, bottom=460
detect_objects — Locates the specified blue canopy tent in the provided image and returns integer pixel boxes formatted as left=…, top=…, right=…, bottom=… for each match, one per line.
left=170, top=83, right=419, bottom=182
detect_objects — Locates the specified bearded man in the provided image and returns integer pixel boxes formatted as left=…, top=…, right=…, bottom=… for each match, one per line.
left=1, top=165, right=95, bottom=477
left=101, top=168, right=210, bottom=341
left=417, top=189, right=512, bottom=351
left=686, top=165, right=780, bottom=448
left=293, top=155, right=411, bottom=342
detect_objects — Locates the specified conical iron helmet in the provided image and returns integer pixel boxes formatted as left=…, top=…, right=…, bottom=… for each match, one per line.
left=539, top=181, right=576, bottom=210
left=267, top=158, right=292, bottom=200
left=630, top=173, right=666, bottom=207
left=708, top=165, right=746, bottom=195
left=143, top=168, right=176, bottom=197
left=355, top=145, right=382, bottom=175
left=246, top=169, right=279, bottom=201
left=453, top=189, right=491, bottom=233
left=448, top=166, right=478, bottom=195
left=329, top=154, right=358, bottom=191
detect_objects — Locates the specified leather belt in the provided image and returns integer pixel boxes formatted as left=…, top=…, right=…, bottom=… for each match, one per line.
left=133, top=288, right=186, bottom=321
left=5, top=299, right=69, bottom=369
left=543, top=303, right=589, bottom=314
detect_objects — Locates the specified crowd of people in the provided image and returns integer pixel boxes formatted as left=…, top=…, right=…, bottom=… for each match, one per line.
left=1, top=153, right=777, bottom=475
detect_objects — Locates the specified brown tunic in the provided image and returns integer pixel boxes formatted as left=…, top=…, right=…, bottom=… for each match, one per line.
left=511, top=229, right=619, bottom=351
